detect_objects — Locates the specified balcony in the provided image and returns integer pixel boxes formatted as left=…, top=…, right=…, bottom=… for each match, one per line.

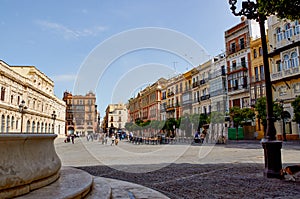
left=193, top=98, right=201, bottom=104
left=251, top=75, right=265, bottom=83
left=271, top=67, right=300, bottom=81
left=228, top=84, right=249, bottom=95
left=200, top=79, right=206, bottom=85
left=192, top=81, right=199, bottom=88
left=166, top=104, right=175, bottom=112
left=210, top=89, right=227, bottom=97
left=182, top=99, right=192, bottom=106
left=227, top=63, right=247, bottom=73
left=226, top=40, right=250, bottom=55
left=167, top=91, right=174, bottom=97
left=200, top=94, right=210, bottom=101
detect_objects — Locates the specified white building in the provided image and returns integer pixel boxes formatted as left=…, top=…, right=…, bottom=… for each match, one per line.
left=0, top=60, right=66, bottom=135
left=105, top=103, right=128, bottom=134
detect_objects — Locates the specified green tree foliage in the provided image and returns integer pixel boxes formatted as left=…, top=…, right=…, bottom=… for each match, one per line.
left=255, top=97, right=282, bottom=132
left=258, top=0, right=300, bottom=20
left=291, top=95, right=300, bottom=124
left=230, top=106, right=255, bottom=140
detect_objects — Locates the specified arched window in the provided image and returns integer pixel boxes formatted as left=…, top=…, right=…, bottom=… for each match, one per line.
left=45, top=123, right=47, bottom=133
left=41, top=122, right=44, bottom=133
left=276, top=28, right=283, bottom=42
left=284, top=54, right=290, bottom=69
left=26, top=120, right=31, bottom=133
left=285, top=23, right=293, bottom=39
left=259, top=47, right=262, bottom=56
left=291, top=52, right=299, bottom=68
left=11, top=116, right=14, bottom=131
left=32, top=121, right=35, bottom=133
left=1, top=115, right=5, bottom=133
left=253, top=49, right=257, bottom=58
left=37, top=122, right=40, bottom=133
left=294, top=20, right=300, bottom=35
left=6, top=115, right=10, bottom=133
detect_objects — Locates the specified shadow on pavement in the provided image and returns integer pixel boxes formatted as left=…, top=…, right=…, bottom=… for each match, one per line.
left=78, top=163, right=300, bottom=199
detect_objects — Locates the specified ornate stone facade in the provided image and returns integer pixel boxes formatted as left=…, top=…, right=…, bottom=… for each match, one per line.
left=0, top=60, right=65, bottom=135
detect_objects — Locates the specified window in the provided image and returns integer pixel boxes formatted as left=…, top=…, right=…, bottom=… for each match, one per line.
left=276, top=28, right=283, bottom=42
left=259, top=47, right=263, bottom=56
left=239, top=37, right=245, bottom=49
left=241, top=57, right=246, bottom=67
left=276, top=60, right=282, bottom=72
left=11, top=95, right=13, bottom=104
left=32, top=121, right=35, bottom=133
left=253, top=49, right=257, bottom=58
left=6, top=116, right=10, bottom=133
left=294, top=20, right=300, bottom=35
left=37, top=122, right=40, bottom=133
left=291, top=52, right=299, bottom=68
left=283, top=54, right=290, bottom=69
left=254, top=67, right=259, bottom=81
left=284, top=23, right=293, bottom=39
left=26, top=120, right=31, bottom=133
left=11, top=116, right=14, bottom=130
left=1, top=87, right=5, bottom=101
left=231, top=42, right=236, bottom=53
left=1, top=115, right=4, bottom=133
left=260, top=65, right=264, bottom=80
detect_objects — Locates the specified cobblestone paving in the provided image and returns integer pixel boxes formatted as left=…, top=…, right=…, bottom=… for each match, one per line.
left=79, top=163, right=300, bottom=199
left=55, top=137, right=300, bottom=198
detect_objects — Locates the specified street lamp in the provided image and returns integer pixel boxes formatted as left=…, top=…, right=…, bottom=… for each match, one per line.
left=51, top=111, right=57, bottom=133
left=228, top=0, right=283, bottom=179
left=279, top=100, right=287, bottom=141
left=19, top=100, right=27, bottom=133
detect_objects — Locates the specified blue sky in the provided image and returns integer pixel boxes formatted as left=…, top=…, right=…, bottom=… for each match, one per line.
left=1, top=0, right=240, bottom=117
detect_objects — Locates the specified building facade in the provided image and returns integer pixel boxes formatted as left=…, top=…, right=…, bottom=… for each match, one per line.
left=209, top=53, right=228, bottom=113
left=0, top=60, right=66, bottom=135
left=225, top=17, right=260, bottom=109
left=128, top=78, right=167, bottom=122
left=104, top=103, right=128, bottom=134
left=268, top=15, right=300, bottom=139
left=63, top=91, right=99, bottom=136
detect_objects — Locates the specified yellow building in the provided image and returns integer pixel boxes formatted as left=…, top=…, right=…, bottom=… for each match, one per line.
left=268, top=15, right=300, bottom=140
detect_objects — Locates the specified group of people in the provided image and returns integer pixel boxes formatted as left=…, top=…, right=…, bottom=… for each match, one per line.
left=194, top=129, right=208, bottom=144
left=99, top=133, right=120, bottom=146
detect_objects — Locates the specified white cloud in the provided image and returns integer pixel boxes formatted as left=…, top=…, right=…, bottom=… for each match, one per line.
left=35, top=20, right=107, bottom=40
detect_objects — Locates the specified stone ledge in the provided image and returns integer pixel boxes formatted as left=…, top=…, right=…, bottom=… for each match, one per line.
left=15, top=167, right=93, bottom=199
left=0, top=133, right=61, bottom=198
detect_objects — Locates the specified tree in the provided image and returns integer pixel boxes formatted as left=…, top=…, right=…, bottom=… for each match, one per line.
left=291, top=96, right=300, bottom=124
left=255, top=97, right=282, bottom=135
left=230, top=107, right=255, bottom=140
left=210, top=111, right=225, bottom=140
left=258, top=0, right=300, bottom=20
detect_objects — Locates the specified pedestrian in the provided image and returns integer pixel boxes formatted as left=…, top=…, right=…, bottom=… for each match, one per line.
left=115, top=134, right=119, bottom=145
left=201, top=128, right=208, bottom=144
left=111, top=134, right=115, bottom=146
left=71, top=134, right=75, bottom=144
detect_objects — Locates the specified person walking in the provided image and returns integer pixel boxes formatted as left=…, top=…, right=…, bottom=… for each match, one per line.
left=71, top=134, right=75, bottom=144
left=111, top=134, right=116, bottom=146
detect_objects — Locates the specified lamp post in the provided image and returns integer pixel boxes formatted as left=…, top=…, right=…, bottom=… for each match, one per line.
left=51, top=111, right=57, bottom=134
left=19, top=100, right=27, bottom=133
left=228, top=0, right=282, bottom=178
left=279, top=100, right=287, bottom=141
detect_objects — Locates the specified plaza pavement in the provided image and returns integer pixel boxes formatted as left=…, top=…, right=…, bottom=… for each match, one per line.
left=55, top=137, right=300, bottom=198
left=54, top=137, right=300, bottom=172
